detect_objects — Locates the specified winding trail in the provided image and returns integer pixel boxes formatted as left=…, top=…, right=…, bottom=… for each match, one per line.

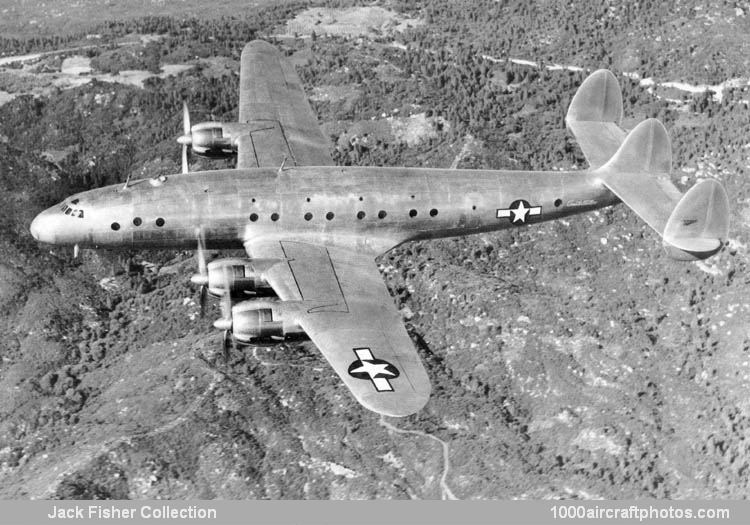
left=379, top=416, right=458, bottom=500
left=139, top=378, right=219, bottom=438
left=482, top=53, right=750, bottom=105
left=248, top=347, right=457, bottom=498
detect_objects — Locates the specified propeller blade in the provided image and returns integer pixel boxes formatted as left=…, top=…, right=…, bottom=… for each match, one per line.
left=190, top=226, right=209, bottom=315
left=222, top=329, right=232, bottom=358
left=220, top=265, right=232, bottom=312
left=178, top=102, right=192, bottom=173
left=216, top=266, right=234, bottom=360
left=212, top=265, right=233, bottom=330
left=199, top=284, right=207, bottom=318
left=196, top=226, right=207, bottom=277
left=183, top=102, right=191, bottom=135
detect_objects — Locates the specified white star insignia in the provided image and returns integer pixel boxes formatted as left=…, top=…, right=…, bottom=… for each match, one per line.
left=510, top=201, right=529, bottom=223
left=350, top=360, right=396, bottom=378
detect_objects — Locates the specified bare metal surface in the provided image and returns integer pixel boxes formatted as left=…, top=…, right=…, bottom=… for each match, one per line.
left=238, top=40, right=333, bottom=167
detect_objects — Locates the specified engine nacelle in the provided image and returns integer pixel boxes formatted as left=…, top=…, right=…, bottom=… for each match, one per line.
left=206, top=258, right=274, bottom=297
left=190, top=122, right=235, bottom=158
left=230, top=300, right=305, bottom=344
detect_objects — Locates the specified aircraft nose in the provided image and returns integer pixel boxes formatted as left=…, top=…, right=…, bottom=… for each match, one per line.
left=29, top=215, right=39, bottom=240
left=30, top=208, right=57, bottom=244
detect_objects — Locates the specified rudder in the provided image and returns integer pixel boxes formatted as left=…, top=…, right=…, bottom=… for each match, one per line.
left=600, top=118, right=672, bottom=176
left=662, top=179, right=729, bottom=260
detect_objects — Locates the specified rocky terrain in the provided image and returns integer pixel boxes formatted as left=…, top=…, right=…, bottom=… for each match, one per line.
left=0, top=0, right=749, bottom=500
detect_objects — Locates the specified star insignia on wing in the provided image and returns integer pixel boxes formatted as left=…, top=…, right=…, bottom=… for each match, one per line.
left=347, top=348, right=400, bottom=392
left=350, top=360, right=397, bottom=378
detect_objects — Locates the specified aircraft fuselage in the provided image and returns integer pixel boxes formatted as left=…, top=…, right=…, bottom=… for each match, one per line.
left=31, top=166, right=617, bottom=254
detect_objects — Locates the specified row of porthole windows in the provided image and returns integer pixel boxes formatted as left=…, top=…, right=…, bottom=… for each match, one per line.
left=248, top=209, right=439, bottom=222
left=111, top=201, right=561, bottom=230
left=111, top=217, right=165, bottom=230
left=110, top=200, right=564, bottom=230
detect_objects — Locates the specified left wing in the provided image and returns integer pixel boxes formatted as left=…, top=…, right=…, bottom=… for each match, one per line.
left=245, top=239, right=431, bottom=417
left=237, top=41, right=333, bottom=169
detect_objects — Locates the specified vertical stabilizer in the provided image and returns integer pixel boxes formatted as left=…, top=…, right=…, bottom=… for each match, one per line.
left=566, top=69, right=627, bottom=169
left=662, top=179, right=729, bottom=260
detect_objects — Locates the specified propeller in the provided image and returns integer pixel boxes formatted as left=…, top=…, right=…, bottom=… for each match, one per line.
left=213, top=266, right=234, bottom=361
left=177, top=102, right=192, bottom=174
left=189, top=226, right=209, bottom=317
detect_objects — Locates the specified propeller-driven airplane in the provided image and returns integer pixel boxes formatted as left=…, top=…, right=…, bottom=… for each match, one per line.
left=30, top=41, right=729, bottom=417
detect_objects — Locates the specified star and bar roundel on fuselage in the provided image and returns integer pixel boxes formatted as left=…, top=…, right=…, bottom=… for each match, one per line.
left=496, top=199, right=542, bottom=224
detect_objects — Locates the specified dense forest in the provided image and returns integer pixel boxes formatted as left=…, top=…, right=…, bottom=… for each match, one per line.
left=0, top=0, right=749, bottom=500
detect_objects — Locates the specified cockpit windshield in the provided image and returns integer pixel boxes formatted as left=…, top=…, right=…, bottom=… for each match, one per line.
left=60, top=200, right=84, bottom=218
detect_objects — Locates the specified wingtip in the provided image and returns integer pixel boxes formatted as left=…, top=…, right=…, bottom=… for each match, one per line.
left=361, top=389, right=431, bottom=417
left=242, top=40, right=278, bottom=56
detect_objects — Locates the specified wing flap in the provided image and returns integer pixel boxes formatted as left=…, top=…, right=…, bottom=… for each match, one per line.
left=279, top=240, right=347, bottom=312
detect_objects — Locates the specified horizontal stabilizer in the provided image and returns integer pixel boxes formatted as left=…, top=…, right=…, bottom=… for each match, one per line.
left=566, top=69, right=627, bottom=168
left=595, top=119, right=730, bottom=261
left=595, top=119, right=682, bottom=235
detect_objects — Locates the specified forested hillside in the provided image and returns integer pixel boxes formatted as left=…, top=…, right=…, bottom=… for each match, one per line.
left=0, top=0, right=749, bottom=500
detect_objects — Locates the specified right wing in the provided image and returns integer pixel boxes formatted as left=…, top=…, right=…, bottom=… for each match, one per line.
left=245, top=239, right=431, bottom=417
left=237, top=40, right=333, bottom=169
